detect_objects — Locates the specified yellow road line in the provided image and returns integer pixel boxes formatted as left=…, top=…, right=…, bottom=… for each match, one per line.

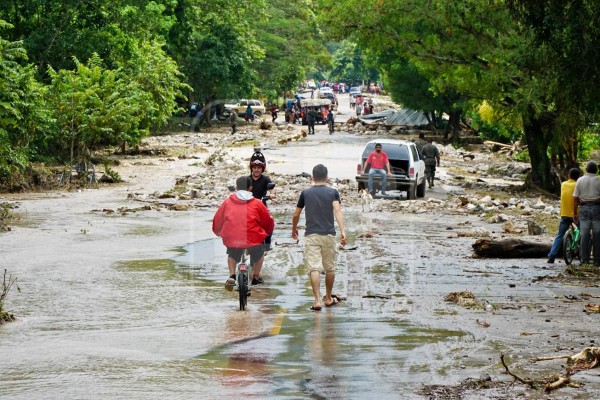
left=269, top=310, right=286, bottom=336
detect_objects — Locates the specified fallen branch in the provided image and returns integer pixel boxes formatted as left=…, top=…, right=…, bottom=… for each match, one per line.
left=581, top=292, right=600, bottom=299
left=531, top=347, right=600, bottom=371
left=500, top=353, right=537, bottom=389
left=544, top=375, right=570, bottom=392
left=463, top=269, right=503, bottom=275
left=362, top=294, right=391, bottom=299
left=529, top=347, right=600, bottom=392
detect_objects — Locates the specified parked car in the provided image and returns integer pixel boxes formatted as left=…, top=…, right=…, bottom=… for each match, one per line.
left=224, top=99, right=266, bottom=116
left=355, top=139, right=426, bottom=199
left=349, top=86, right=362, bottom=96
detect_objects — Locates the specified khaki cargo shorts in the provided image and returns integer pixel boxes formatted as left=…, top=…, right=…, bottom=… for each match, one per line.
left=304, top=234, right=338, bottom=274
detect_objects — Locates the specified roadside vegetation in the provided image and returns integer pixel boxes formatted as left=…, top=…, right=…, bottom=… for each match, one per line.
left=0, top=202, right=15, bottom=231
left=0, top=269, right=17, bottom=324
left=0, top=1, right=599, bottom=194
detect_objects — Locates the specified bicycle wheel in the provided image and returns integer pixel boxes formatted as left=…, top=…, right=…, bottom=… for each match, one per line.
left=563, top=230, right=576, bottom=265
left=238, top=270, right=248, bottom=311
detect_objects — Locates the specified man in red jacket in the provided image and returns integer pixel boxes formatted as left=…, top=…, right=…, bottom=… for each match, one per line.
left=213, top=176, right=274, bottom=290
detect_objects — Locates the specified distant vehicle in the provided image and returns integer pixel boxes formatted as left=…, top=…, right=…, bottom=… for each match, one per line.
left=299, top=98, right=331, bottom=125
left=224, top=99, right=266, bottom=116
left=319, top=87, right=333, bottom=98
left=349, top=86, right=362, bottom=96
left=355, top=139, right=426, bottom=199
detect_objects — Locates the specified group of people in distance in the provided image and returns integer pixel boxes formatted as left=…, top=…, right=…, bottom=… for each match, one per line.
left=212, top=151, right=345, bottom=311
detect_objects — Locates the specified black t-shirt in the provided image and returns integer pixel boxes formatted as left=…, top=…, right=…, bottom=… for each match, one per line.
left=296, top=185, right=340, bottom=236
left=250, top=174, right=272, bottom=199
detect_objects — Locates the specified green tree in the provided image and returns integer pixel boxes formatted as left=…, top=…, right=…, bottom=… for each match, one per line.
left=327, top=41, right=369, bottom=84
left=46, top=54, right=140, bottom=163
left=506, top=0, right=600, bottom=173
left=254, top=0, right=331, bottom=98
left=0, top=20, right=47, bottom=186
left=46, top=46, right=186, bottom=161
left=118, top=40, right=188, bottom=137
left=0, top=1, right=178, bottom=79
left=320, top=0, right=600, bottom=192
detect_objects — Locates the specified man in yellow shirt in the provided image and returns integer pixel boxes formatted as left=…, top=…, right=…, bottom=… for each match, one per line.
left=547, top=168, right=581, bottom=263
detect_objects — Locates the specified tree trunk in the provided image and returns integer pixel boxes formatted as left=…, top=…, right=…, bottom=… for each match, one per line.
left=444, top=110, right=462, bottom=143
left=522, top=107, right=560, bottom=194
left=472, top=238, right=550, bottom=258
left=451, top=110, right=462, bottom=143
left=424, top=112, right=436, bottom=130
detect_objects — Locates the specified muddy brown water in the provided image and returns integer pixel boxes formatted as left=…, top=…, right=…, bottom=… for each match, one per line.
left=2, top=132, right=600, bottom=398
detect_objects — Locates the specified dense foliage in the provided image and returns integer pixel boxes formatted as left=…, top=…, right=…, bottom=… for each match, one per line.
left=318, top=0, right=600, bottom=192
left=0, top=1, right=334, bottom=188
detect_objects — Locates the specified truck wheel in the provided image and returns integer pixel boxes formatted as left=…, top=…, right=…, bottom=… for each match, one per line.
left=407, top=184, right=417, bottom=200
left=416, top=177, right=426, bottom=198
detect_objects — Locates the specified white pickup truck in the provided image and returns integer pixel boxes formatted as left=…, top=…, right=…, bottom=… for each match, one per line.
left=355, top=139, right=427, bottom=199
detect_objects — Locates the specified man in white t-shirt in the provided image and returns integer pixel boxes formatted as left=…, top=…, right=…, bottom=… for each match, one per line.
left=573, top=161, right=600, bottom=266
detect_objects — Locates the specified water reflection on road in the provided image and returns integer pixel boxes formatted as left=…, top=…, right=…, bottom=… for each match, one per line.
left=172, top=212, right=467, bottom=398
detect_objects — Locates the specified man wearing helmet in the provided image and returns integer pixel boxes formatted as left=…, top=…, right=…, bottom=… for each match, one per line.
left=249, top=150, right=276, bottom=254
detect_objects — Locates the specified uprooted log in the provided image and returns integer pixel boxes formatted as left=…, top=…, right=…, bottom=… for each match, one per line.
left=484, top=140, right=526, bottom=153
left=277, top=130, right=307, bottom=144
left=472, top=238, right=550, bottom=258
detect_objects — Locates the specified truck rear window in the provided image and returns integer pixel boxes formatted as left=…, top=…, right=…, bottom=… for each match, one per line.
left=361, top=143, right=409, bottom=160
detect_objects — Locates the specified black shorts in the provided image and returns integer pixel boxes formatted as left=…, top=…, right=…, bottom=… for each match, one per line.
left=227, top=244, right=264, bottom=265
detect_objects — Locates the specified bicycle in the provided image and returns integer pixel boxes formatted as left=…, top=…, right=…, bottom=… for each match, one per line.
left=563, top=222, right=580, bottom=265
left=235, top=250, right=251, bottom=311
left=224, top=181, right=275, bottom=311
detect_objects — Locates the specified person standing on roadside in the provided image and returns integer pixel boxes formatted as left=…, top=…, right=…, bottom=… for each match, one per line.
left=292, top=164, right=346, bottom=311
left=573, top=161, right=600, bottom=266
left=245, top=104, right=254, bottom=122
left=415, top=132, right=427, bottom=158
left=326, top=108, right=335, bottom=134
left=229, top=109, right=237, bottom=134
left=547, top=168, right=581, bottom=263
left=270, top=104, right=278, bottom=123
left=421, top=138, right=440, bottom=188
left=307, top=107, right=317, bottom=135
left=362, top=143, right=391, bottom=196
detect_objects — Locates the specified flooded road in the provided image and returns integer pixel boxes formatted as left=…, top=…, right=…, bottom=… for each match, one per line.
left=0, top=202, right=469, bottom=399
left=2, top=125, right=600, bottom=399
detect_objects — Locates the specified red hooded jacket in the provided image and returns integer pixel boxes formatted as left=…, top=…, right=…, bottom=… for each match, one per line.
left=212, top=191, right=274, bottom=248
